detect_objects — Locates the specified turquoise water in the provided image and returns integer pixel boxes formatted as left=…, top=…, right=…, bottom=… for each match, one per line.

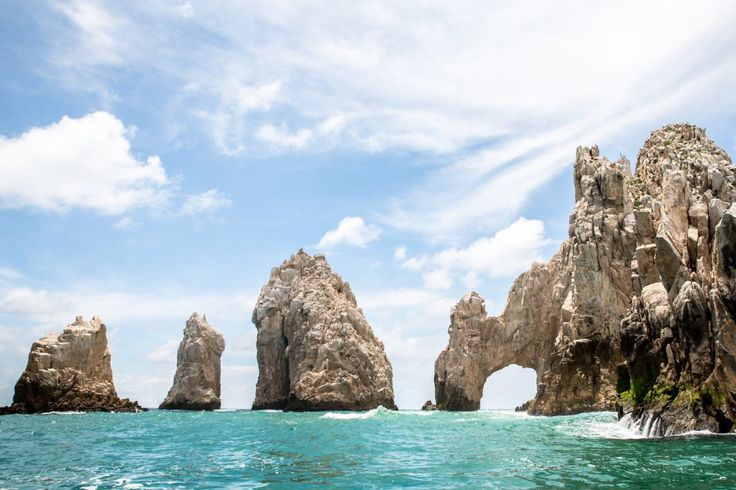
left=1, top=409, right=735, bottom=489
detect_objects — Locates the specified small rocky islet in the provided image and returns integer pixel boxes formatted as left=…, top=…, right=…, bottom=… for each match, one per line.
left=0, top=316, right=143, bottom=414
left=2, top=123, right=735, bottom=437
left=251, top=250, right=397, bottom=411
left=159, top=313, right=225, bottom=411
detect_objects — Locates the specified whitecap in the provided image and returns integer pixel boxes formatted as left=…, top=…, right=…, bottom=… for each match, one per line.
left=396, top=410, right=435, bottom=416
left=41, top=411, right=85, bottom=415
left=320, top=407, right=381, bottom=420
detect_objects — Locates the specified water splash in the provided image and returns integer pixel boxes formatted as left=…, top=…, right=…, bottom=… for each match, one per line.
left=320, top=407, right=383, bottom=420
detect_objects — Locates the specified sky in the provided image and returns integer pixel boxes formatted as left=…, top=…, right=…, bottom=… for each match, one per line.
left=1, top=1, right=736, bottom=410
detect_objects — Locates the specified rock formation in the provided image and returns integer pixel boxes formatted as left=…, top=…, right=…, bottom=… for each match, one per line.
left=252, top=250, right=396, bottom=411
left=421, top=400, right=438, bottom=411
left=159, top=313, right=225, bottom=411
left=0, top=316, right=143, bottom=414
left=434, top=124, right=736, bottom=435
left=618, top=125, right=736, bottom=435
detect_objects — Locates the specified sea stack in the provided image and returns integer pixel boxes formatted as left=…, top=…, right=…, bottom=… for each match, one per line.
left=434, top=123, right=736, bottom=435
left=0, top=316, right=142, bottom=414
left=160, top=313, right=225, bottom=410
left=252, top=250, right=397, bottom=411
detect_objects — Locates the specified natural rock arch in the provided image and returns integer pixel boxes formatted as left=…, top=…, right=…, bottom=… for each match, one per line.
left=435, top=143, right=637, bottom=414
left=435, top=124, right=736, bottom=436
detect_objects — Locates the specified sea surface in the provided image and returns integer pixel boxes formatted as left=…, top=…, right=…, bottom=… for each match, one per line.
left=1, top=408, right=735, bottom=489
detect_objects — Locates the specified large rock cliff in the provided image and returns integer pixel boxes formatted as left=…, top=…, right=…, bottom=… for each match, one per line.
left=160, top=313, right=225, bottom=411
left=434, top=124, right=736, bottom=435
left=252, top=250, right=396, bottom=411
left=0, top=316, right=142, bottom=414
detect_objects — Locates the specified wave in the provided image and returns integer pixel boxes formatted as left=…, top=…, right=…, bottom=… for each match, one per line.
left=321, top=407, right=386, bottom=420
left=556, top=412, right=736, bottom=440
left=395, top=410, right=435, bottom=417
left=41, top=411, right=85, bottom=415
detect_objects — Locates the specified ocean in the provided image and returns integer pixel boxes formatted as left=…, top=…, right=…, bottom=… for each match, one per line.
left=1, top=408, right=735, bottom=489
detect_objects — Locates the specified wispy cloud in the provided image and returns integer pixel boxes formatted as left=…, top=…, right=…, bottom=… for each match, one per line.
left=37, top=1, right=736, bottom=236
left=180, top=189, right=232, bottom=215
left=146, top=339, right=180, bottom=363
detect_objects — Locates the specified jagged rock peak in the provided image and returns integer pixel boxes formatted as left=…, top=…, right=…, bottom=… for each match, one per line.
left=160, top=313, right=225, bottom=411
left=252, top=249, right=396, bottom=411
left=1, top=316, right=143, bottom=414
left=433, top=123, right=736, bottom=435
left=633, top=123, right=733, bottom=201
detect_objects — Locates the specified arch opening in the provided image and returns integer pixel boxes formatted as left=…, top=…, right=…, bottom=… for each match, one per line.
left=480, top=364, right=537, bottom=410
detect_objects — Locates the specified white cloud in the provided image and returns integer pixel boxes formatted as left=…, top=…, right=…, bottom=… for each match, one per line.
left=0, top=288, right=73, bottom=321
left=393, top=246, right=407, bottom=261
left=180, top=189, right=232, bottom=215
left=431, top=217, right=552, bottom=278
left=357, top=286, right=457, bottom=408
left=0, top=267, right=21, bottom=281
left=114, top=216, right=137, bottom=229
left=400, top=255, right=428, bottom=271
left=0, top=286, right=255, bottom=327
left=317, top=216, right=381, bottom=249
left=54, top=0, right=128, bottom=66
left=255, top=123, right=312, bottom=150
left=45, top=0, right=736, bottom=235
left=401, top=218, right=554, bottom=290
left=422, top=269, right=453, bottom=290
left=146, top=339, right=180, bottom=363
left=172, top=1, right=194, bottom=18
left=0, top=112, right=169, bottom=215
left=192, top=79, right=283, bottom=155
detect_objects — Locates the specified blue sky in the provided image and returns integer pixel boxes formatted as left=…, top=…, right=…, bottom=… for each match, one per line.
left=1, top=1, right=736, bottom=409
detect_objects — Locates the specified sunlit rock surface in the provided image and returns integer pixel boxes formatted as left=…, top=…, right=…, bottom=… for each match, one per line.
left=252, top=250, right=396, bottom=411
left=1, top=316, right=143, bottom=414
left=435, top=124, right=736, bottom=435
left=160, top=313, right=225, bottom=411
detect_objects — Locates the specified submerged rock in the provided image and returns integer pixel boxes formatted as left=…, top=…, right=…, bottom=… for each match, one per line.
left=0, top=316, right=143, bottom=414
left=252, top=250, right=396, bottom=411
left=434, top=123, right=736, bottom=435
left=160, top=313, right=225, bottom=411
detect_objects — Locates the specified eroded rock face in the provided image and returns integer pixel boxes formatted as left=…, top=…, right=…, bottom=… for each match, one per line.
left=159, top=313, right=225, bottom=411
left=252, top=250, right=396, bottom=411
left=435, top=124, right=736, bottom=435
left=436, top=145, right=635, bottom=414
left=0, top=316, right=142, bottom=414
left=618, top=124, right=736, bottom=435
